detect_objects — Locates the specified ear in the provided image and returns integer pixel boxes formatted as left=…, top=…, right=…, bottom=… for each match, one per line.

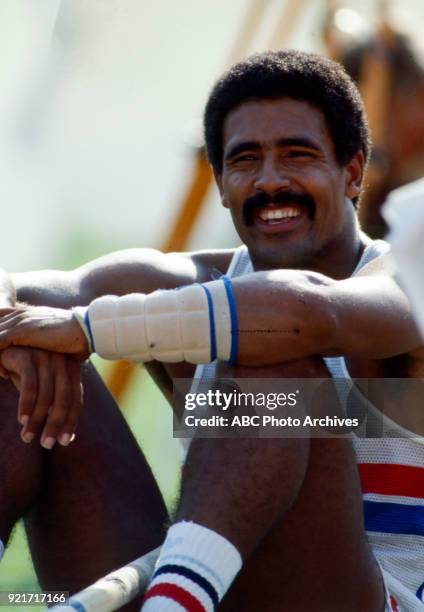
left=344, top=150, right=365, bottom=200
left=213, top=169, right=229, bottom=209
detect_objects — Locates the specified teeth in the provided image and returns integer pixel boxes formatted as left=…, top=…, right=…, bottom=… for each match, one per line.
left=259, top=207, right=301, bottom=221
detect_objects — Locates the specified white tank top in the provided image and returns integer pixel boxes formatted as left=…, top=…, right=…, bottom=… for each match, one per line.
left=193, top=239, right=424, bottom=607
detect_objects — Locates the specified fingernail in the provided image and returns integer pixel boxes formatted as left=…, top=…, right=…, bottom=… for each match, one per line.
left=19, top=415, right=29, bottom=426
left=41, top=437, right=56, bottom=450
left=58, top=433, right=71, bottom=446
left=22, top=432, right=35, bottom=444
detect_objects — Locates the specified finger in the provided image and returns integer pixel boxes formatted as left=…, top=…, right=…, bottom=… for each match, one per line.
left=0, top=307, right=16, bottom=317
left=0, top=345, right=25, bottom=395
left=17, top=362, right=38, bottom=432
left=0, top=346, right=29, bottom=389
left=0, top=346, right=33, bottom=401
left=0, top=314, right=26, bottom=349
left=0, top=311, right=25, bottom=331
left=23, top=351, right=55, bottom=445
left=41, top=353, right=72, bottom=449
left=1, top=347, right=39, bottom=426
left=57, top=358, right=82, bottom=447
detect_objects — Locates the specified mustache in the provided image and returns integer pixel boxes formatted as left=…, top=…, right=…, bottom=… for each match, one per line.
left=242, top=191, right=316, bottom=225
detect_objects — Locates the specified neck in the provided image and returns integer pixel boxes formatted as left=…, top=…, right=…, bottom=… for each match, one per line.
left=250, top=213, right=368, bottom=280
left=303, top=227, right=367, bottom=280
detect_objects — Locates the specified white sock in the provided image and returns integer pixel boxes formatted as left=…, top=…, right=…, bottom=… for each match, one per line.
left=141, top=521, right=242, bottom=611
left=0, top=539, right=4, bottom=562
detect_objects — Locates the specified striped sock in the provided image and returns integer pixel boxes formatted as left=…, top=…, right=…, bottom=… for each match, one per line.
left=0, top=540, right=4, bottom=562
left=141, top=521, right=242, bottom=611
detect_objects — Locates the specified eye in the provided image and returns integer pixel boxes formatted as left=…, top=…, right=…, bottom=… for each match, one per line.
left=226, top=153, right=260, bottom=169
left=233, top=153, right=259, bottom=162
left=286, top=149, right=315, bottom=159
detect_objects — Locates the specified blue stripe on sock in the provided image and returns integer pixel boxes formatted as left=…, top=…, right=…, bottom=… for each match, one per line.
left=84, top=309, right=96, bottom=353
left=200, top=284, right=217, bottom=362
left=364, top=500, right=424, bottom=536
left=160, top=553, right=225, bottom=594
left=221, top=275, right=238, bottom=365
left=154, top=564, right=219, bottom=608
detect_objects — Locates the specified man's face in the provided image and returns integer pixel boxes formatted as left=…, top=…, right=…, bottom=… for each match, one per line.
left=216, top=97, right=363, bottom=271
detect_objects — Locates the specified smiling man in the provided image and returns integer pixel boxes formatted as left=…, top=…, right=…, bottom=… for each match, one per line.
left=0, top=50, right=423, bottom=611
left=216, top=99, right=362, bottom=277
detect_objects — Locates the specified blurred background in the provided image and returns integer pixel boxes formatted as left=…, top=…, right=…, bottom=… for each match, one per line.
left=1, top=0, right=423, bottom=603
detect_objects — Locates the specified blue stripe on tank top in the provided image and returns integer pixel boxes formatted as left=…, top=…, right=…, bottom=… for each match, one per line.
left=364, top=500, right=424, bottom=536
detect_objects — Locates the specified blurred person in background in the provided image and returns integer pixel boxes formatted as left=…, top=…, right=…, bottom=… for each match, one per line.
left=340, top=26, right=424, bottom=238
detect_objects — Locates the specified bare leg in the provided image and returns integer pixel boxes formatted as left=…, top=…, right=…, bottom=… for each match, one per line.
left=0, top=363, right=168, bottom=608
left=0, top=379, right=43, bottom=544
left=177, top=358, right=383, bottom=612
left=25, top=363, right=168, bottom=594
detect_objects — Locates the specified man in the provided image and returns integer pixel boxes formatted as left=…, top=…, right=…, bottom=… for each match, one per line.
left=0, top=50, right=423, bottom=611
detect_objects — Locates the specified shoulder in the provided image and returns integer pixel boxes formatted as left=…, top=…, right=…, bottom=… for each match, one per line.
left=353, top=237, right=395, bottom=278
left=189, top=248, right=237, bottom=282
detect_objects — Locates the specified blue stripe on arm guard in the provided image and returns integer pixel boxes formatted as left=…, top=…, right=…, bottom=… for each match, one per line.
left=200, top=284, right=217, bottom=362
left=221, top=275, right=238, bottom=365
left=84, top=309, right=96, bottom=353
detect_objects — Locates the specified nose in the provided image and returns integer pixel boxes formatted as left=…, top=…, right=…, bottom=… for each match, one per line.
left=254, top=157, right=290, bottom=195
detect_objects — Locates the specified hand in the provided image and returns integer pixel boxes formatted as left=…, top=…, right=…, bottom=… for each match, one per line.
left=0, top=347, right=83, bottom=449
left=0, top=305, right=89, bottom=359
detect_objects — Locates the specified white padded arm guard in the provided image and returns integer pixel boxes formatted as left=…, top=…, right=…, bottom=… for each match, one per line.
left=72, top=277, right=238, bottom=364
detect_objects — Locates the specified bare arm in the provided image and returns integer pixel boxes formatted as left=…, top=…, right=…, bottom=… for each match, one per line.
left=234, top=255, right=421, bottom=365
left=4, top=250, right=206, bottom=364
left=13, top=248, right=234, bottom=308
left=2, top=252, right=417, bottom=367
left=0, top=248, right=233, bottom=444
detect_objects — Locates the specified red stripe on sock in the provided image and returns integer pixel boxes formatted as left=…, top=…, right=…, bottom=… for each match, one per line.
left=144, top=583, right=207, bottom=612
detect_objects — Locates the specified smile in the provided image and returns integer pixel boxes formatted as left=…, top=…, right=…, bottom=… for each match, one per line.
left=258, top=206, right=301, bottom=222
left=253, top=204, right=308, bottom=234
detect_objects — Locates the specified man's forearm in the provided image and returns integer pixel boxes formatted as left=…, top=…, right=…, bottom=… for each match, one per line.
left=76, top=270, right=336, bottom=366
left=78, top=267, right=420, bottom=366
left=233, top=270, right=336, bottom=365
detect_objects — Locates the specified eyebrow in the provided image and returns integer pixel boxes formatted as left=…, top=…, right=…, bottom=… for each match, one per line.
left=224, top=137, right=323, bottom=161
left=276, top=137, right=322, bottom=151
